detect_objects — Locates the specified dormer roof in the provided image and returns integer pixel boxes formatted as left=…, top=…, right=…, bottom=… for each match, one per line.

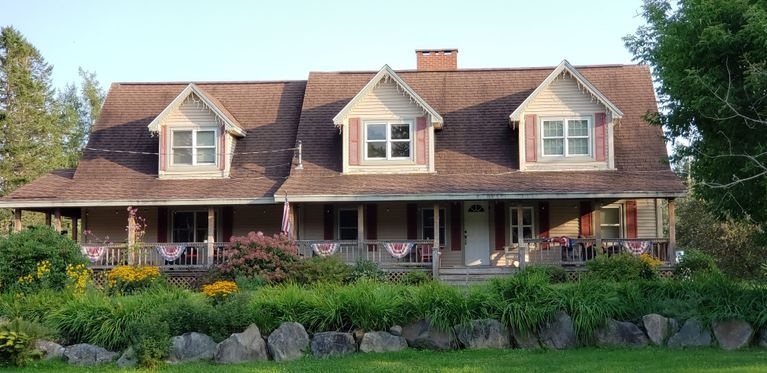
left=147, top=83, right=247, bottom=137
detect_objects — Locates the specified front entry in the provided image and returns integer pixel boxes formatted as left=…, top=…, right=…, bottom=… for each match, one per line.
left=464, top=201, right=490, bottom=266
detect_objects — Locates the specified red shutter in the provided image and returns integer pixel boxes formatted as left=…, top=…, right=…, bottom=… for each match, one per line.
left=157, top=207, right=168, bottom=243
left=323, top=205, right=334, bottom=240
left=595, top=112, right=606, bottom=162
left=579, top=201, right=593, bottom=237
left=524, top=114, right=537, bottom=162
left=450, top=202, right=462, bottom=251
left=416, top=117, right=428, bottom=165
left=538, top=201, right=549, bottom=238
left=494, top=202, right=506, bottom=250
left=625, top=200, right=638, bottom=239
left=222, top=206, right=233, bottom=242
left=349, top=118, right=360, bottom=166
left=406, top=203, right=418, bottom=240
left=219, top=127, right=226, bottom=170
left=366, top=204, right=377, bottom=240
left=160, top=126, right=167, bottom=171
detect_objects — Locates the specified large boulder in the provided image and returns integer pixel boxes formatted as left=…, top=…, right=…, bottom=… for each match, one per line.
left=63, top=344, right=118, bottom=366
left=757, top=328, right=767, bottom=348
left=267, top=322, right=310, bottom=362
left=642, top=314, right=672, bottom=346
left=389, top=325, right=403, bottom=336
left=311, top=332, right=356, bottom=358
left=667, top=318, right=712, bottom=348
left=168, top=332, right=217, bottom=363
left=34, top=340, right=64, bottom=360
left=713, top=319, right=754, bottom=351
left=402, top=319, right=457, bottom=350
left=510, top=328, right=541, bottom=349
left=454, top=319, right=510, bottom=349
left=116, top=347, right=137, bottom=368
left=538, top=311, right=577, bottom=350
left=595, top=319, right=649, bottom=348
left=216, top=324, right=269, bottom=364
left=359, top=331, right=408, bottom=353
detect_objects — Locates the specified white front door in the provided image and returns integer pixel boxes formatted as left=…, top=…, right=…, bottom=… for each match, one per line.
left=464, top=201, right=490, bottom=266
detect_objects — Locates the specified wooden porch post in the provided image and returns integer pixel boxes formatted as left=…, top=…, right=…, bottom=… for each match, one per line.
left=71, top=217, right=78, bottom=242
left=53, top=208, right=62, bottom=233
left=357, top=204, right=365, bottom=259
left=517, top=205, right=526, bottom=269
left=44, top=211, right=51, bottom=227
left=593, top=201, right=602, bottom=254
left=127, top=207, right=136, bottom=265
left=207, top=207, right=215, bottom=266
left=432, top=202, right=440, bottom=279
left=13, top=209, right=22, bottom=232
left=667, top=198, right=677, bottom=261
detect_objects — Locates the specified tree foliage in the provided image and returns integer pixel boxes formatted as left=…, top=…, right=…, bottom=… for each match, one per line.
left=625, top=0, right=767, bottom=225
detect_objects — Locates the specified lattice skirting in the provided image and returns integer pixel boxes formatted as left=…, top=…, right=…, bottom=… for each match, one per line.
left=91, top=269, right=206, bottom=289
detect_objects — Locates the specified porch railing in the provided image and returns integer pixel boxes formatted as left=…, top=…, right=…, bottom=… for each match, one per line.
left=296, top=240, right=434, bottom=268
left=83, top=242, right=230, bottom=270
left=520, top=238, right=670, bottom=267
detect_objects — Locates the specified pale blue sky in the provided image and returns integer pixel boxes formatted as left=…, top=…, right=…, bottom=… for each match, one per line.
left=2, top=0, right=647, bottom=89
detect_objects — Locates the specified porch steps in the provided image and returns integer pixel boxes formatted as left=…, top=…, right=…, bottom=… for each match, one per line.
left=439, top=266, right=515, bottom=287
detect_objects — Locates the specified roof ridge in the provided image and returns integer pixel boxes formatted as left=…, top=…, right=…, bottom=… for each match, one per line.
left=113, top=79, right=306, bottom=86
left=309, top=64, right=643, bottom=75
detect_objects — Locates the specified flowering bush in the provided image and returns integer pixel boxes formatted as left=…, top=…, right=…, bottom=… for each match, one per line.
left=107, top=266, right=162, bottom=295
left=66, top=264, right=92, bottom=294
left=218, top=232, right=298, bottom=283
left=201, top=280, right=239, bottom=303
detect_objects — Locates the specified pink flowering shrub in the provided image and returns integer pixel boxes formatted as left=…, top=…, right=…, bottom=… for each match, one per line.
left=218, top=232, right=298, bottom=283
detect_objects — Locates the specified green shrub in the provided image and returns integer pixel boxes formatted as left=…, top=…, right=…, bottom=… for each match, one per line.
left=234, top=275, right=267, bottom=291
left=488, top=269, right=560, bottom=334
left=406, top=282, right=470, bottom=332
left=0, top=329, right=39, bottom=367
left=559, top=279, right=631, bottom=339
left=126, top=317, right=170, bottom=368
left=399, top=271, right=431, bottom=285
left=218, top=232, right=298, bottom=284
left=587, top=254, right=656, bottom=282
left=349, top=260, right=386, bottom=282
left=0, top=227, right=86, bottom=293
left=287, top=256, right=352, bottom=285
left=0, top=289, right=71, bottom=322
left=675, top=249, right=719, bottom=279
left=0, top=318, right=55, bottom=342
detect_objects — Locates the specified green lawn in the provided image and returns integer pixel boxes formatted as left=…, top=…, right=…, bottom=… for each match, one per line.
left=6, top=348, right=767, bottom=372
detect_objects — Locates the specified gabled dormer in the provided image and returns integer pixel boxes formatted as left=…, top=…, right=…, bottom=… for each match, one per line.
left=333, top=65, right=443, bottom=174
left=147, top=84, right=246, bottom=179
left=510, top=60, right=623, bottom=171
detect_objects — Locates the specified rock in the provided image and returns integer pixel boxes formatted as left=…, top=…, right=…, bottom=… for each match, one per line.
left=453, top=319, right=510, bottom=349
left=215, top=324, right=269, bottom=364
left=267, top=322, right=310, bottom=362
left=510, top=328, right=540, bottom=349
left=538, top=311, right=577, bottom=350
left=595, top=319, right=649, bottom=348
left=34, top=340, right=64, bottom=360
left=63, top=344, right=118, bottom=366
left=310, top=332, right=356, bottom=358
left=713, top=319, right=754, bottom=351
left=359, top=331, right=408, bottom=353
left=402, top=319, right=457, bottom=350
left=168, top=332, right=217, bottom=363
left=642, top=314, right=671, bottom=346
left=670, top=318, right=680, bottom=334
left=116, top=347, right=137, bottom=368
left=757, top=328, right=767, bottom=348
left=389, top=325, right=403, bottom=336
left=667, top=318, right=712, bottom=348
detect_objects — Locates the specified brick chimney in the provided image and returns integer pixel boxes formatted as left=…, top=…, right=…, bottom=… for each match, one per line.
left=416, top=49, right=458, bottom=71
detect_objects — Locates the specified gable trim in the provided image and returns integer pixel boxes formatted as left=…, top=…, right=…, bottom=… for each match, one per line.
left=332, top=65, right=444, bottom=129
left=509, top=60, right=624, bottom=122
left=147, top=83, right=246, bottom=137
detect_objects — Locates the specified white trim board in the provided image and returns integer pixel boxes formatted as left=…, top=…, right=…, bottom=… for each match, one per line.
left=147, top=83, right=246, bottom=137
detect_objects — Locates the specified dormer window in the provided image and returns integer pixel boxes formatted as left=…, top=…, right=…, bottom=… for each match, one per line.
left=364, top=120, right=413, bottom=160
left=171, top=128, right=218, bottom=166
left=541, top=118, right=591, bottom=157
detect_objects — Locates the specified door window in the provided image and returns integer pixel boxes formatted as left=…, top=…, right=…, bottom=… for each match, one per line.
left=510, top=207, right=535, bottom=244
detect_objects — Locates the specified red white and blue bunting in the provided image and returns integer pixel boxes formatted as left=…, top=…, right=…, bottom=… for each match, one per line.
left=384, top=242, right=413, bottom=259
left=155, top=245, right=186, bottom=261
left=311, top=243, right=339, bottom=257
left=81, top=246, right=106, bottom=263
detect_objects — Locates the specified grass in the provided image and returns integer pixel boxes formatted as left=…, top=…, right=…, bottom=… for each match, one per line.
left=6, top=348, right=767, bottom=373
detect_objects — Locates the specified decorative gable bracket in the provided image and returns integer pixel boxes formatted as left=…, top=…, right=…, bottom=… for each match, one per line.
left=147, top=83, right=246, bottom=137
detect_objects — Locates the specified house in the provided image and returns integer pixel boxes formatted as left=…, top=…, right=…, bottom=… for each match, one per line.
left=0, top=49, right=685, bottom=280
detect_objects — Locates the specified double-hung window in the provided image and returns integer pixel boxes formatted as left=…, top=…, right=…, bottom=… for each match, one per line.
left=541, top=118, right=591, bottom=157
left=171, top=128, right=217, bottom=166
left=364, top=121, right=412, bottom=160
left=600, top=206, right=622, bottom=239
left=421, top=208, right=446, bottom=245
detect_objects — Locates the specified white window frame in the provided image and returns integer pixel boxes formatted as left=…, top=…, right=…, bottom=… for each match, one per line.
left=170, top=127, right=219, bottom=167
left=170, top=209, right=220, bottom=243
left=540, top=117, right=592, bottom=157
left=337, top=208, right=359, bottom=241
left=509, top=206, right=535, bottom=244
left=363, top=120, right=414, bottom=161
left=420, top=208, right=447, bottom=246
left=599, top=205, right=623, bottom=238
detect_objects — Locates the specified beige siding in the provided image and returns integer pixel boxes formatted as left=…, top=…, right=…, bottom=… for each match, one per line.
left=526, top=74, right=606, bottom=114
left=83, top=207, right=158, bottom=243
left=300, top=204, right=326, bottom=240
left=232, top=205, right=282, bottom=237
left=636, top=199, right=658, bottom=238
left=442, top=250, right=463, bottom=267
left=347, top=80, right=426, bottom=118
left=549, top=200, right=580, bottom=237
left=377, top=203, right=407, bottom=239
left=165, top=95, right=220, bottom=127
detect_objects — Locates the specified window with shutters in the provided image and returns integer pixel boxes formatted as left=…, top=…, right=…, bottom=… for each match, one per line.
left=421, top=208, right=446, bottom=244
left=509, top=207, right=535, bottom=244
left=600, top=206, right=623, bottom=239
left=364, top=120, right=413, bottom=161
left=541, top=117, right=591, bottom=157
left=338, top=209, right=359, bottom=240
left=170, top=128, right=218, bottom=166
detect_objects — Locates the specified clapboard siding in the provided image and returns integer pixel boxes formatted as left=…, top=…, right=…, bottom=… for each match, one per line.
left=231, top=205, right=282, bottom=237
left=300, top=204, right=326, bottom=240
left=526, top=74, right=606, bottom=114
left=164, top=95, right=220, bottom=127
left=377, top=203, right=407, bottom=239
left=636, top=199, right=658, bottom=238
left=347, top=80, right=426, bottom=118
left=84, top=207, right=157, bottom=243
left=549, top=200, right=580, bottom=237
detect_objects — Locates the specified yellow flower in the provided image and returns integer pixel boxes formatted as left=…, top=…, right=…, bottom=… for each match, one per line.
left=107, top=265, right=160, bottom=286
left=36, top=260, right=51, bottom=279
left=201, top=280, right=239, bottom=299
left=66, top=264, right=92, bottom=294
left=639, top=253, right=663, bottom=268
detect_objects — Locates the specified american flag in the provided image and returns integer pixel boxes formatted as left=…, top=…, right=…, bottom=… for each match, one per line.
left=281, top=194, right=291, bottom=237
